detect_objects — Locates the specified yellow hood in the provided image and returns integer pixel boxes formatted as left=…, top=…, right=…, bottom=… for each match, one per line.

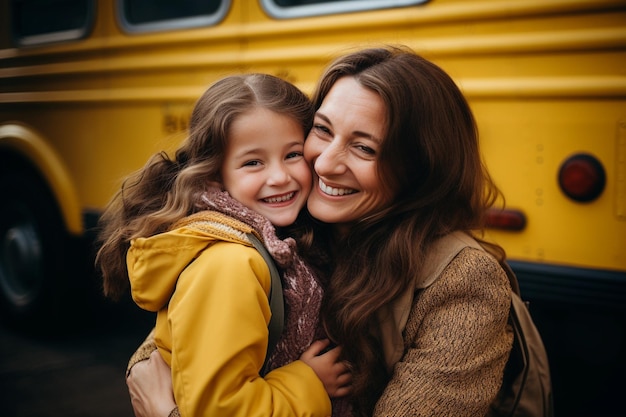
left=127, top=225, right=251, bottom=312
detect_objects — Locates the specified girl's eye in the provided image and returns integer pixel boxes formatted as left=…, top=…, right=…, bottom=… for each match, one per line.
left=243, top=160, right=261, bottom=167
left=286, top=151, right=303, bottom=159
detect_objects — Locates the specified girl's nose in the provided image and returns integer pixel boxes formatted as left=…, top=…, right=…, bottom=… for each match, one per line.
left=266, top=164, right=291, bottom=186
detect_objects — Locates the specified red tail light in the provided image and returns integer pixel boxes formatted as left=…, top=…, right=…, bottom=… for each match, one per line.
left=485, top=208, right=527, bottom=231
left=558, top=153, right=606, bottom=203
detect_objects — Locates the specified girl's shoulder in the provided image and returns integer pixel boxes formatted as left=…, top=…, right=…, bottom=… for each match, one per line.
left=172, top=210, right=261, bottom=245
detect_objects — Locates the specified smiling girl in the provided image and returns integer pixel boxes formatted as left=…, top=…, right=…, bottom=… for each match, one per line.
left=95, top=73, right=351, bottom=417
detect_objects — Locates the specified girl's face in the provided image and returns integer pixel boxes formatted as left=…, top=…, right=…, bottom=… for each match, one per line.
left=305, top=76, right=394, bottom=232
left=221, top=107, right=312, bottom=227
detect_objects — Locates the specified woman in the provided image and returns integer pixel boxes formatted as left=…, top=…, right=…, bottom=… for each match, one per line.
left=127, top=46, right=514, bottom=417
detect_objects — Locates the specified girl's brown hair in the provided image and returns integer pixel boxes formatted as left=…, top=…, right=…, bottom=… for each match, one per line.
left=95, top=73, right=313, bottom=300
left=312, top=46, right=504, bottom=415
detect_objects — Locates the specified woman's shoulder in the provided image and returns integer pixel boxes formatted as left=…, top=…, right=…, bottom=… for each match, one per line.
left=416, top=231, right=506, bottom=284
left=453, top=245, right=506, bottom=276
left=430, top=246, right=512, bottom=305
left=405, top=245, right=512, bottom=347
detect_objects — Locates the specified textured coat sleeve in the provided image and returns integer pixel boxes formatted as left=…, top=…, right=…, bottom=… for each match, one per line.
left=373, top=248, right=514, bottom=417
left=168, top=241, right=331, bottom=417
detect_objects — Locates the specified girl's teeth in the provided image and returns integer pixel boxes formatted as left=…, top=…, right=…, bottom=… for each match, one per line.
left=265, top=192, right=294, bottom=203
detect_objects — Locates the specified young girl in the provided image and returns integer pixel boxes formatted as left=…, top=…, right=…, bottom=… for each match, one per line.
left=95, top=73, right=351, bottom=417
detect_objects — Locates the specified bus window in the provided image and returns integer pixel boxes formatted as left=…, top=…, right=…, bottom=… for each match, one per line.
left=261, top=0, right=427, bottom=19
left=10, top=0, right=95, bottom=46
left=117, top=0, right=231, bottom=33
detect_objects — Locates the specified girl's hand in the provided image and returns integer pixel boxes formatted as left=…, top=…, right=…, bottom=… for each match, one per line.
left=300, top=339, right=353, bottom=398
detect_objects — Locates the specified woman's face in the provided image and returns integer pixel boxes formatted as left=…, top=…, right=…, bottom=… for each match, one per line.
left=304, top=76, right=394, bottom=232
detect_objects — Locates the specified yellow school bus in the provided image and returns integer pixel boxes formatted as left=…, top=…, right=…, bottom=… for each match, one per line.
left=0, top=0, right=624, bottom=413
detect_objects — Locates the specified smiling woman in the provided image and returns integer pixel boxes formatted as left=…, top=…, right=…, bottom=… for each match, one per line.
left=302, top=47, right=515, bottom=416
left=305, top=77, right=392, bottom=228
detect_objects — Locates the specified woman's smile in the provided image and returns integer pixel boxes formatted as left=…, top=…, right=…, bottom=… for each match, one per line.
left=317, top=178, right=356, bottom=196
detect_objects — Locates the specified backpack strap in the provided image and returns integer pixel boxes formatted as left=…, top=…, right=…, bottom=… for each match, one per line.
left=247, top=233, right=285, bottom=370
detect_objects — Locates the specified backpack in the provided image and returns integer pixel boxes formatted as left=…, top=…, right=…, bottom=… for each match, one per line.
left=429, top=232, right=554, bottom=417
left=247, top=233, right=285, bottom=368
left=490, top=261, right=554, bottom=417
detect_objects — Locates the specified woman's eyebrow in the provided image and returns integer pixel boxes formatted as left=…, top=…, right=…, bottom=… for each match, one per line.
left=314, top=112, right=332, bottom=126
left=314, top=112, right=382, bottom=144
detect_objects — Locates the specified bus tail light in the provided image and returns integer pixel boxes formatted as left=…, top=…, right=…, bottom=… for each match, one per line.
left=485, top=208, right=527, bottom=231
left=558, top=153, right=606, bottom=203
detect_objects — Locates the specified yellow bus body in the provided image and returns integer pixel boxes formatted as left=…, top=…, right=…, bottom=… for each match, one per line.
left=1, top=0, right=624, bottom=273
left=1, top=0, right=625, bottom=414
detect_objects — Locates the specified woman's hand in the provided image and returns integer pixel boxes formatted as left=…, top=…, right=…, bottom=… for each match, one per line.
left=300, top=339, right=353, bottom=398
left=127, top=350, right=176, bottom=417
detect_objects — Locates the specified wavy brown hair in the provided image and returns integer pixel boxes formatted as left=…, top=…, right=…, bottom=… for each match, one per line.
left=312, top=46, right=505, bottom=415
left=95, top=73, right=314, bottom=300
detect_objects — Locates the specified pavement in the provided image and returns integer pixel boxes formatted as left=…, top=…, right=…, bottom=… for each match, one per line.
left=0, top=298, right=154, bottom=417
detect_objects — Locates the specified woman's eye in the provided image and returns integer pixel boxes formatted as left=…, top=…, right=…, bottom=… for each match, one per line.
left=313, top=124, right=331, bottom=135
left=357, top=145, right=376, bottom=155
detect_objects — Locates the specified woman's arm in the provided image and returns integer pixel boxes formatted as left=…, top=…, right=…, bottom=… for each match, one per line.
left=126, top=339, right=350, bottom=417
left=374, top=248, right=514, bottom=417
left=127, top=349, right=178, bottom=417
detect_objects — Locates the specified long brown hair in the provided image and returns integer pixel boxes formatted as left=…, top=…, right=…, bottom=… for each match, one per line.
left=95, top=73, right=314, bottom=300
left=312, top=46, right=504, bottom=415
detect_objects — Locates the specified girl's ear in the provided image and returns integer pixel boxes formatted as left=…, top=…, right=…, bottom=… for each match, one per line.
left=207, top=180, right=224, bottom=190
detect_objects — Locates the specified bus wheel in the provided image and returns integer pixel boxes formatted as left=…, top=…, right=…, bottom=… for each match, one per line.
left=0, top=170, right=71, bottom=330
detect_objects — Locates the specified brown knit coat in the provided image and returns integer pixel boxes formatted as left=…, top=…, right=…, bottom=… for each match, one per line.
left=373, top=247, right=514, bottom=417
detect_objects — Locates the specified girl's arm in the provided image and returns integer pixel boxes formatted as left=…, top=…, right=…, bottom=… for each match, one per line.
left=168, top=241, right=332, bottom=417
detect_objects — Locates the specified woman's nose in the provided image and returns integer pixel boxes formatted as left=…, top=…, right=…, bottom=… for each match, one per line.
left=314, top=142, right=346, bottom=176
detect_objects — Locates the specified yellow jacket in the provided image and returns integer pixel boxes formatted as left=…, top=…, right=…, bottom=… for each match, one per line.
left=127, top=211, right=331, bottom=417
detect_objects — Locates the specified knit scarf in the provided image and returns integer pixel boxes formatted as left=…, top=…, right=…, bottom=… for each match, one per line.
left=198, top=188, right=324, bottom=371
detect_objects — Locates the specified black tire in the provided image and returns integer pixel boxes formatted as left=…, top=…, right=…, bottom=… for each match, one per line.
left=0, top=169, right=74, bottom=330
